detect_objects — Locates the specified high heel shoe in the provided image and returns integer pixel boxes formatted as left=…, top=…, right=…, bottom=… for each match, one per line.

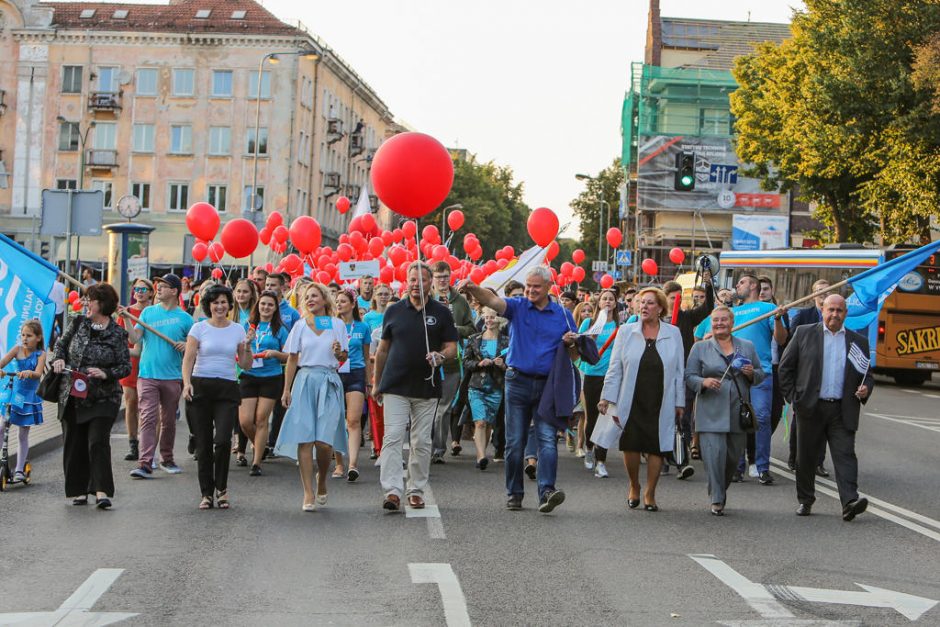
left=627, top=498, right=640, bottom=509
left=316, top=492, right=328, bottom=506
left=643, top=498, right=659, bottom=512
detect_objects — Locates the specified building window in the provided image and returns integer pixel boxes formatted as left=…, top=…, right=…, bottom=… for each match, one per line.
left=62, top=66, right=83, bottom=94
left=699, top=108, right=731, bottom=136
left=93, top=122, right=117, bottom=150
left=168, top=183, right=190, bottom=211
left=131, top=182, right=151, bottom=210
left=172, top=68, right=195, bottom=97
left=136, top=68, right=158, bottom=96
left=248, top=71, right=271, bottom=99
left=90, top=180, right=113, bottom=209
left=170, top=125, right=193, bottom=154
left=246, top=128, right=268, bottom=155
left=207, top=185, right=227, bottom=212
left=58, top=122, right=80, bottom=151
left=211, top=70, right=233, bottom=98
left=56, top=179, right=77, bottom=190
left=97, top=66, right=119, bottom=93
left=195, top=9, right=212, bottom=18
left=208, top=127, right=231, bottom=155
left=132, top=124, right=155, bottom=152
left=243, top=186, right=264, bottom=211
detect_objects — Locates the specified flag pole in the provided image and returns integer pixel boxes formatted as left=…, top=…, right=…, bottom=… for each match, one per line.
left=730, top=279, right=849, bottom=334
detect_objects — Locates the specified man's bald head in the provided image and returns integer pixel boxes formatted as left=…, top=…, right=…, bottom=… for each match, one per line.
left=822, top=293, right=847, bottom=332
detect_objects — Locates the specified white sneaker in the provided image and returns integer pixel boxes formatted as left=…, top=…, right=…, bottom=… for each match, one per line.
left=584, top=449, right=595, bottom=471
left=594, top=461, right=609, bottom=478
left=575, top=448, right=585, bottom=458
left=748, top=464, right=759, bottom=478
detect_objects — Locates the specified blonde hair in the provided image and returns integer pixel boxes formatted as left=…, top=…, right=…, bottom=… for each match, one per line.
left=573, top=301, right=594, bottom=328
left=637, top=287, right=668, bottom=320
left=480, top=306, right=507, bottom=330
left=300, top=282, right=334, bottom=317
left=710, top=304, right=735, bottom=321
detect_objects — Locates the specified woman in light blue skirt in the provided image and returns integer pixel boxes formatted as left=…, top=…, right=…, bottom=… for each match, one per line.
left=276, top=283, right=349, bottom=512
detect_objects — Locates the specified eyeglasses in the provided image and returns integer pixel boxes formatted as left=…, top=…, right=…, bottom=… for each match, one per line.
left=133, top=287, right=150, bottom=293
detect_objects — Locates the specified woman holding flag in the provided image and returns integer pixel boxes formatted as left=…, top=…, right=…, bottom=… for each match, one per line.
left=577, top=289, right=619, bottom=479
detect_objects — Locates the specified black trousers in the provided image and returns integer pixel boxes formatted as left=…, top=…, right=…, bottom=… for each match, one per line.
left=788, top=409, right=827, bottom=466
left=770, top=364, right=784, bottom=433
left=268, top=400, right=286, bottom=449
left=188, top=377, right=239, bottom=498
left=62, top=403, right=115, bottom=498
left=492, top=400, right=506, bottom=457
left=581, top=375, right=607, bottom=462
left=796, top=401, right=859, bottom=506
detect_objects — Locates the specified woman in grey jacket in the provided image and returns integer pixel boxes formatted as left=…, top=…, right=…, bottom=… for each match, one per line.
left=685, top=306, right=763, bottom=516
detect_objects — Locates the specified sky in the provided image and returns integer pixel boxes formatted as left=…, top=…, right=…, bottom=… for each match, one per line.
left=264, top=0, right=804, bottom=237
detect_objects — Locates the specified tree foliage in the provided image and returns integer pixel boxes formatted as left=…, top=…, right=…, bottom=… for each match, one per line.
left=570, top=157, right=625, bottom=285
left=422, top=156, right=531, bottom=259
left=731, top=0, right=940, bottom=243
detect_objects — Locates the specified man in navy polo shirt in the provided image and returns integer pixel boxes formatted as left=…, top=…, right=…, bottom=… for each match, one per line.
left=459, top=266, right=579, bottom=513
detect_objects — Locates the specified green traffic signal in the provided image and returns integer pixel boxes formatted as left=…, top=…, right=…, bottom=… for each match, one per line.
left=674, top=151, right=696, bottom=191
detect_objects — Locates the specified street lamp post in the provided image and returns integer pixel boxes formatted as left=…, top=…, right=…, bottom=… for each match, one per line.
left=440, top=203, right=462, bottom=250
left=57, top=116, right=94, bottom=277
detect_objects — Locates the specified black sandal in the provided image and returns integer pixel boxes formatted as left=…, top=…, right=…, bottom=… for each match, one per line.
left=450, top=444, right=462, bottom=456
left=216, top=490, right=230, bottom=509
left=72, top=496, right=88, bottom=506
left=235, top=455, right=248, bottom=467
left=711, top=506, right=724, bottom=516
left=199, top=496, right=213, bottom=510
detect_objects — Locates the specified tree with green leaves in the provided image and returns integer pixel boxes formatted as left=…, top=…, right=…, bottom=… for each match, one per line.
left=731, top=0, right=940, bottom=244
left=570, top=158, right=625, bottom=285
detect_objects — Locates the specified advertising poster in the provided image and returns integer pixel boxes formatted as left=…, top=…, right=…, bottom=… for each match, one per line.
left=731, top=214, right=790, bottom=250
left=126, top=232, right=149, bottom=283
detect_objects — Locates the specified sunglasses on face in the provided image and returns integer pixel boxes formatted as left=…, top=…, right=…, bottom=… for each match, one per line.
left=133, top=287, right=150, bottom=293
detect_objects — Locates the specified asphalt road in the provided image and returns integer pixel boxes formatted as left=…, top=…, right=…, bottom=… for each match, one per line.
left=2, top=375, right=938, bottom=626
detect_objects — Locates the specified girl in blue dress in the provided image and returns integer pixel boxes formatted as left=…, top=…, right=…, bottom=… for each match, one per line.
left=0, top=320, right=46, bottom=483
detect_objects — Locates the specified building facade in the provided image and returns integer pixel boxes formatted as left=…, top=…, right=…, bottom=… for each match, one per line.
left=0, top=0, right=398, bottom=268
left=621, top=0, right=816, bottom=276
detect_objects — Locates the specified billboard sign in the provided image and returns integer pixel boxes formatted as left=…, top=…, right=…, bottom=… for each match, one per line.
left=636, top=136, right=783, bottom=213
left=731, top=214, right=790, bottom=250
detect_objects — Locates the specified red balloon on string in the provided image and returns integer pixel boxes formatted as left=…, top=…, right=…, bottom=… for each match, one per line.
left=668, top=247, right=686, bottom=265
left=401, top=221, right=417, bottom=239
left=468, top=246, right=483, bottom=261
left=337, top=243, right=353, bottom=262
left=266, top=211, right=284, bottom=229
left=289, top=216, right=322, bottom=254
left=431, top=245, right=449, bottom=260
left=600, top=274, right=615, bottom=289
left=368, top=238, right=385, bottom=257
left=68, top=291, right=80, bottom=303
left=220, top=218, right=259, bottom=259
left=545, top=240, right=560, bottom=261
left=496, top=259, right=509, bottom=270
left=272, top=225, right=289, bottom=244
left=336, top=196, right=351, bottom=214
left=209, top=268, right=223, bottom=280
left=606, top=227, right=623, bottom=249
left=527, top=207, right=559, bottom=247
left=572, top=266, right=586, bottom=283
left=470, top=267, right=486, bottom=283
left=370, top=132, right=454, bottom=218
left=483, top=260, right=498, bottom=275
left=387, top=245, right=407, bottom=267
left=316, top=270, right=331, bottom=284
left=191, top=242, right=208, bottom=263
left=447, top=255, right=460, bottom=271
left=349, top=231, right=366, bottom=252
left=360, top=213, right=377, bottom=233
left=186, top=202, right=220, bottom=241
left=208, top=242, right=225, bottom=263
left=259, top=227, right=272, bottom=246
left=379, top=265, right=394, bottom=284
left=381, top=231, right=394, bottom=247
left=641, top=258, right=659, bottom=276
left=572, top=249, right=585, bottom=265
left=447, top=210, right=464, bottom=231
left=421, top=225, right=440, bottom=245
left=560, top=262, right=574, bottom=277
left=72, top=301, right=83, bottom=312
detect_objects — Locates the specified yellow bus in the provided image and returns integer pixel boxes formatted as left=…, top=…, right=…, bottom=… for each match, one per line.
left=718, top=246, right=940, bottom=386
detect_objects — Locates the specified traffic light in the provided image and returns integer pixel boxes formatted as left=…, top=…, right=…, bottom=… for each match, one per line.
left=674, top=151, right=696, bottom=191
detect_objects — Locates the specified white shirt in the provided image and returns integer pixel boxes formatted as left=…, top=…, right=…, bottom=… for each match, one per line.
left=189, top=320, right=247, bottom=381
left=820, top=326, right=846, bottom=400
left=50, top=281, right=66, bottom=314
left=284, top=317, right=348, bottom=369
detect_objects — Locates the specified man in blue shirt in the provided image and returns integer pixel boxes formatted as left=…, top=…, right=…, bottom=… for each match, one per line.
left=697, top=272, right=788, bottom=484
left=459, top=266, right=579, bottom=513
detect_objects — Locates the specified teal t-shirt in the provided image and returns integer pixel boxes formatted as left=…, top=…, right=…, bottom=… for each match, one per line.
left=245, top=321, right=289, bottom=378
left=137, top=305, right=194, bottom=380
left=578, top=318, right=617, bottom=377
left=345, top=320, right=371, bottom=370
left=695, top=301, right=776, bottom=374
left=362, top=310, right=384, bottom=333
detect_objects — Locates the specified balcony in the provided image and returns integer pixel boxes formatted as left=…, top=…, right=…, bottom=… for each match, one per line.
left=369, top=194, right=379, bottom=211
left=85, top=149, right=118, bottom=170
left=327, top=117, right=344, bottom=145
left=348, top=132, right=364, bottom=157
left=346, top=184, right=361, bottom=199
left=88, top=91, right=122, bottom=113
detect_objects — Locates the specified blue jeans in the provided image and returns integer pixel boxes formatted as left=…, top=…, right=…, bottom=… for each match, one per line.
left=739, top=374, right=773, bottom=473
left=504, top=370, right=557, bottom=501
left=524, top=424, right=538, bottom=461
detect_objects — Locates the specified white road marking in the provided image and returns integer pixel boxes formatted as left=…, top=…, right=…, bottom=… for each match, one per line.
left=867, top=412, right=940, bottom=434
left=692, top=554, right=938, bottom=621
left=919, top=393, right=940, bottom=399
left=405, top=485, right=446, bottom=539
left=409, top=563, right=471, bottom=627
left=769, top=459, right=940, bottom=543
left=0, top=568, right=137, bottom=625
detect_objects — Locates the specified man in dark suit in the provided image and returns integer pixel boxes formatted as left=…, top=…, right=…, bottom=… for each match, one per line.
left=778, top=294, right=874, bottom=521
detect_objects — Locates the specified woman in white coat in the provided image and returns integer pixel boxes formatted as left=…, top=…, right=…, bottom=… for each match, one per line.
left=597, top=287, right=685, bottom=512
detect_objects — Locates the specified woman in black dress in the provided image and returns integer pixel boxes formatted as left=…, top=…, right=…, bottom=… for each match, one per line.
left=598, top=287, right=685, bottom=512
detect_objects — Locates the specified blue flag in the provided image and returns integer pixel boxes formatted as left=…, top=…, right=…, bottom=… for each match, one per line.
left=0, top=233, right=58, bottom=360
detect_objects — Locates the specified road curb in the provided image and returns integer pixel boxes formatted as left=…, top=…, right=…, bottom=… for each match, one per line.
left=10, top=430, right=62, bottom=468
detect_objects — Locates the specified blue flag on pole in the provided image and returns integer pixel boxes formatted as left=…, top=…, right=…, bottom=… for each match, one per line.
left=0, top=233, right=59, bottom=360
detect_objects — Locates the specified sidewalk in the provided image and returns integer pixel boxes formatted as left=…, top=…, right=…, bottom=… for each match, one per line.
left=6, top=402, right=62, bottom=467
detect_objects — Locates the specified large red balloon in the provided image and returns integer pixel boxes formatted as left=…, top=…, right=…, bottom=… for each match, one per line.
left=669, top=247, right=686, bottom=265
left=572, top=266, right=586, bottom=283
left=641, top=258, right=659, bottom=276
left=371, top=132, right=454, bottom=218
left=527, top=207, right=559, bottom=247
left=606, top=227, right=623, bottom=249
left=220, top=218, right=259, bottom=259
left=186, top=202, right=220, bottom=241
left=336, top=196, right=351, bottom=214
left=208, top=242, right=225, bottom=263
left=289, top=216, right=322, bottom=254
left=572, top=249, right=585, bottom=265
left=447, top=210, right=464, bottom=232
left=600, top=274, right=615, bottom=289
left=191, top=242, right=208, bottom=263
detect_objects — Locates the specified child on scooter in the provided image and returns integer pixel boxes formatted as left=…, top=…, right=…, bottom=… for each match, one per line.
left=0, top=320, right=46, bottom=483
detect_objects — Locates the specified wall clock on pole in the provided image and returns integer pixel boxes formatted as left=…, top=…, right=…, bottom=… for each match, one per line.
left=116, top=195, right=142, bottom=220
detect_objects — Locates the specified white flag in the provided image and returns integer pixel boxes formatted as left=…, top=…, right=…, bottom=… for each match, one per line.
left=848, top=342, right=870, bottom=375
left=352, top=181, right=371, bottom=219
left=480, top=246, right=547, bottom=296
left=585, top=309, right=608, bottom=335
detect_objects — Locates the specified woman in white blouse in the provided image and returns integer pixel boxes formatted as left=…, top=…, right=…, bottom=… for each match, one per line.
left=182, top=285, right=254, bottom=510
left=276, top=282, right=349, bottom=511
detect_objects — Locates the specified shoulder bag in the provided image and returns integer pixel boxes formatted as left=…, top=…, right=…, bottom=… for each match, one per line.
left=729, top=372, right=756, bottom=433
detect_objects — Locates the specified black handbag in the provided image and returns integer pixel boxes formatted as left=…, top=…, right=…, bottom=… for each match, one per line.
left=37, top=368, right=63, bottom=403
left=729, top=373, right=756, bottom=433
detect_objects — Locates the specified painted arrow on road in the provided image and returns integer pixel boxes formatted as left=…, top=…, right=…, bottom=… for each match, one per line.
left=691, top=554, right=938, bottom=622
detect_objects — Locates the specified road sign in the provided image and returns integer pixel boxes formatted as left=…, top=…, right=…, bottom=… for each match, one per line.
left=708, top=164, right=738, bottom=185
left=616, top=250, right=632, bottom=266
left=691, top=553, right=937, bottom=621
left=40, top=189, right=104, bottom=237
left=591, top=260, right=609, bottom=272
